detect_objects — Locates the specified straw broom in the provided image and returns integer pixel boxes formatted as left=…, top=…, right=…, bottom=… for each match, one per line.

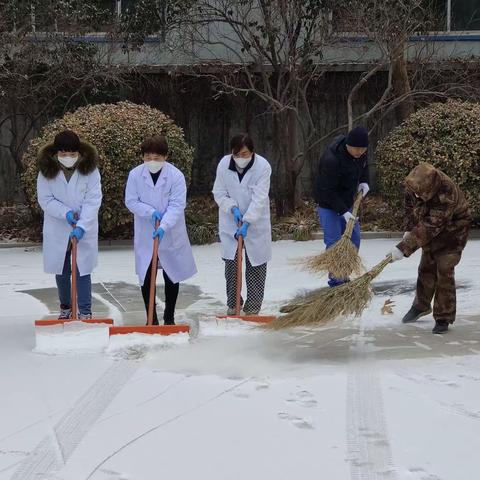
left=302, top=192, right=364, bottom=279
left=269, top=255, right=392, bottom=330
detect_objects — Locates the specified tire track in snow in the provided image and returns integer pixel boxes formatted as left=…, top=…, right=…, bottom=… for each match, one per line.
left=97, top=374, right=189, bottom=423
left=347, top=368, right=398, bottom=480
left=85, top=377, right=252, bottom=479
left=11, top=360, right=137, bottom=480
left=346, top=326, right=398, bottom=480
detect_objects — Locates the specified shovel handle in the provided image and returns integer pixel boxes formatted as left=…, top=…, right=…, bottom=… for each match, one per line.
left=344, top=192, right=363, bottom=238
left=235, top=234, right=243, bottom=317
left=71, top=230, right=78, bottom=321
left=147, top=219, right=160, bottom=326
left=235, top=221, right=244, bottom=316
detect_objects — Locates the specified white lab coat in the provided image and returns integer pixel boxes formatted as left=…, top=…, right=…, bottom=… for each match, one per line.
left=37, top=168, right=102, bottom=276
left=212, top=154, right=272, bottom=266
left=125, top=162, right=197, bottom=286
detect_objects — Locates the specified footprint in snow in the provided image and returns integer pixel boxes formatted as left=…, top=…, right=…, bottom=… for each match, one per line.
left=406, top=466, right=444, bottom=479
left=254, top=382, right=270, bottom=390
left=297, top=390, right=314, bottom=398
left=100, top=468, right=132, bottom=479
left=233, top=391, right=250, bottom=399
left=291, top=418, right=315, bottom=429
left=285, top=390, right=318, bottom=408
left=277, top=412, right=315, bottom=429
left=458, top=374, right=480, bottom=381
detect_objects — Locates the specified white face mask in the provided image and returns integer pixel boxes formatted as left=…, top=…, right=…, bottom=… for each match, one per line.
left=145, top=160, right=165, bottom=174
left=58, top=155, right=78, bottom=169
left=233, top=156, right=251, bottom=169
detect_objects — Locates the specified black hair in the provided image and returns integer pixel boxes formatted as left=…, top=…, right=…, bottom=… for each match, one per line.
left=141, top=135, right=169, bottom=156
left=230, top=134, right=254, bottom=155
left=53, top=130, right=80, bottom=153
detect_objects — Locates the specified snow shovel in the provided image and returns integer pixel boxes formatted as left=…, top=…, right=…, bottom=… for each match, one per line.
left=109, top=219, right=189, bottom=336
left=217, top=225, right=275, bottom=324
left=35, top=228, right=114, bottom=327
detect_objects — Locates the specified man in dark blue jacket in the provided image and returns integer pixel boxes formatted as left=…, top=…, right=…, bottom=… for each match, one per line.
left=314, top=126, right=370, bottom=287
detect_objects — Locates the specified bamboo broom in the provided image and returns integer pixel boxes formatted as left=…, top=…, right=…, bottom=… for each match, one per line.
left=302, top=192, right=364, bottom=279
left=269, top=255, right=392, bottom=330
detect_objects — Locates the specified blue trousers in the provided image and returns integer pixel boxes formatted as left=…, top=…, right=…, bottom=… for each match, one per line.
left=317, top=207, right=361, bottom=287
left=55, top=249, right=92, bottom=315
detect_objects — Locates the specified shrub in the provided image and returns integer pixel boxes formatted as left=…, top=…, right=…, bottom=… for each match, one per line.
left=22, top=101, right=194, bottom=237
left=272, top=201, right=319, bottom=241
left=185, top=195, right=219, bottom=245
left=376, top=100, right=480, bottom=221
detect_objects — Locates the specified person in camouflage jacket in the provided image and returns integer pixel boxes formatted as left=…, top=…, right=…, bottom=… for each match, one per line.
left=387, top=163, right=471, bottom=334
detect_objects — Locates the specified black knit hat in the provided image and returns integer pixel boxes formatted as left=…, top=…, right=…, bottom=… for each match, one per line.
left=346, top=126, right=369, bottom=148
left=53, top=130, right=80, bottom=153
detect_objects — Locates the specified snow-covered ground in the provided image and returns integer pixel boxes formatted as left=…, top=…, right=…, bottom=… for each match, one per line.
left=1, top=239, right=479, bottom=480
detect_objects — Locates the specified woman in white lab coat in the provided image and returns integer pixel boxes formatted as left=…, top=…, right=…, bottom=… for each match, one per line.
left=125, top=135, right=197, bottom=325
left=212, top=134, right=272, bottom=315
left=37, top=130, right=102, bottom=319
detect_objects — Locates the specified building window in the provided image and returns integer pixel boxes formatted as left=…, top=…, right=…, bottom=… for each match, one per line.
left=451, top=0, right=480, bottom=31
left=120, top=0, right=138, bottom=14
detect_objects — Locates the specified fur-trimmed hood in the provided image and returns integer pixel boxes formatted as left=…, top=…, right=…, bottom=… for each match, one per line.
left=38, top=140, right=98, bottom=179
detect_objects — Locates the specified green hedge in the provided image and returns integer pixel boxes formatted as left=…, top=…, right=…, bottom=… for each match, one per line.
left=22, top=101, right=194, bottom=237
left=376, top=100, right=480, bottom=220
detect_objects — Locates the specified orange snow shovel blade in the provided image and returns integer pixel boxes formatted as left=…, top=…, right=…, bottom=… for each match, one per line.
left=109, top=325, right=189, bottom=336
left=215, top=233, right=274, bottom=324
left=35, top=233, right=113, bottom=328
left=35, top=318, right=113, bottom=327
left=109, top=220, right=188, bottom=337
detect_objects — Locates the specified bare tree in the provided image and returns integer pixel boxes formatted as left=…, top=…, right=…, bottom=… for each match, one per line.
left=0, top=0, right=127, bottom=200
left=338, top=0, right=433, bottom=128
left=337, top=0, right=480, bottom=130
left=173, top=0, right=340, bottom=215
left=119, top=0, right=197, bottom=47
left=120, top=0, right=449, bottom=215
left=117, top=0, right=480, bottom=213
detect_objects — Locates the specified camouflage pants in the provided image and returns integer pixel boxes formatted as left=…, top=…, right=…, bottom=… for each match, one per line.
left=413, top=249, right=462, bottom=324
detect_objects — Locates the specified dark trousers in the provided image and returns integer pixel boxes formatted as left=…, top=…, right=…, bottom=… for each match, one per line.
left=55, top=249, right=92, bottom=315
left=141, top=260, right=179, bottom=324
left=413, top=249, right=462, bottom=324
left=224, top=249, right=267, bottom=313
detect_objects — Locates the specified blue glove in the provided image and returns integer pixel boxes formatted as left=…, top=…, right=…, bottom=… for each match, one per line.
left=66, top=211, right=77, bottom=226
left=153, top=227, right=165, bottom=239
left=231, top=206, right=243, bottom=224
left=235, top=222, right=249, bottom=239
left=70, top=226, right=85, bottom=241
left=151, top=210, right=163, bottom=225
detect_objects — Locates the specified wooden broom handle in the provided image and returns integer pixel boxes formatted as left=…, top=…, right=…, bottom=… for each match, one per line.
left=344, top=192, right=363, bottom=238
left=71, top=232, right=78, bottom=321
left=147, top=219, right=161, bottom=326
left=235, top=223, right=243, bottom=317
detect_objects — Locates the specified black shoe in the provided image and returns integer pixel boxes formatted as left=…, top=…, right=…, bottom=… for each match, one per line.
left=164, top=319, right=175, bottom=326
left=402, top=306, right=432, bottom=324
left=146, top=318, right=159, bottom=326
left=432, top=321, right=449, bottom=334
